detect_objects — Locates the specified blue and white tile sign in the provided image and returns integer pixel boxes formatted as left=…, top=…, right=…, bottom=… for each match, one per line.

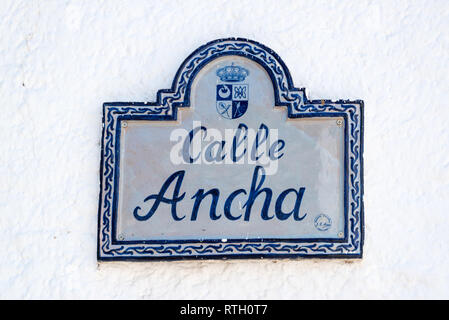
left=97, top=38, right=364, bottom=260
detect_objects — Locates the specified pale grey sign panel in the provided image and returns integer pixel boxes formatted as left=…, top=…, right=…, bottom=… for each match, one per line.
left=97, top=38, right=364, bottom=260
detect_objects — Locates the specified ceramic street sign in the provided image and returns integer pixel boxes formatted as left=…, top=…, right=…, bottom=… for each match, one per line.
left=97, top=38, right=364, bottom=260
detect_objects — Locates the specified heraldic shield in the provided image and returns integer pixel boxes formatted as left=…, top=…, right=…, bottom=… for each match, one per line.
left=216, top=64, right=249, bottom=119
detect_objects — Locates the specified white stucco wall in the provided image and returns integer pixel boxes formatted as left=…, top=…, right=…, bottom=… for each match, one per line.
left=1, top=0, right=448, bottom=299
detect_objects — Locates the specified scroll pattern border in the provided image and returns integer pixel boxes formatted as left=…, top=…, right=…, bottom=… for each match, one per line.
left=98, top=38, right=363, bottom=260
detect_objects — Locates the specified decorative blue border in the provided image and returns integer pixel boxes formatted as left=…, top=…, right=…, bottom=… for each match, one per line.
left=97, top=38, right=364, bottom=260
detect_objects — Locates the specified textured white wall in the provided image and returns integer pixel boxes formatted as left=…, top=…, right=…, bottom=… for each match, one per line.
left=1, top=0, right=448, bottom=299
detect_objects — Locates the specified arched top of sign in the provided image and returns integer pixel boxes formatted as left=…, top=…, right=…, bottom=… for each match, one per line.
left=98, top=38, right=364, bottom=261
left=104, top=37, right=363, bottom=118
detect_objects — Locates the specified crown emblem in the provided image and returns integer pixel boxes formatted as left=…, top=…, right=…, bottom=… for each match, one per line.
left=216, top=63, right=249, bottom=82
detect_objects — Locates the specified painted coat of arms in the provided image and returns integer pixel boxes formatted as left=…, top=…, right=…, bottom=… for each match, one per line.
left=216, top=64, right=249, bottom=119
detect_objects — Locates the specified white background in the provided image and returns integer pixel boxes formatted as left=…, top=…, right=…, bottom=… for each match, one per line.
left=1, top=0, right=448, bottom=299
